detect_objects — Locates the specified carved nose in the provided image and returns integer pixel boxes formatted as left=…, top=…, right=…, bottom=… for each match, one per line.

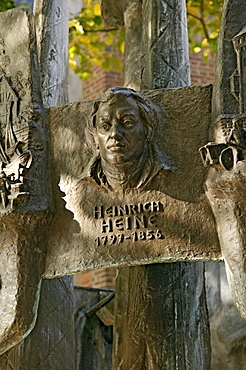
left=110, top=123, right=122, bottom=139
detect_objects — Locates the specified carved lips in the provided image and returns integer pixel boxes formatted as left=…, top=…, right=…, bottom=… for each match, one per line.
left=107, top=142, right=126, bottom=151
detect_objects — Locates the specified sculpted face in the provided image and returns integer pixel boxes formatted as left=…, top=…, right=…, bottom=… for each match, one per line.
left=94, top=96, right=147, bottom=166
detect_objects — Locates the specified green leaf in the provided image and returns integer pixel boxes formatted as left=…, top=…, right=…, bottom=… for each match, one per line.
left=69, top=0, right=124, bottom=79
left=0, top=0, right=15, bottom=12
left=187, top=0, right=223, bottom=59
left=102, top=59, right=111, bottom=70
left=94, top=15, right=102, bottom=25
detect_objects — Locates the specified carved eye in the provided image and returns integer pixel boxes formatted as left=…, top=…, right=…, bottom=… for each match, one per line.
left=122, top=120, right=134, bottom=128
left=100, top=122, right=111, bottom=132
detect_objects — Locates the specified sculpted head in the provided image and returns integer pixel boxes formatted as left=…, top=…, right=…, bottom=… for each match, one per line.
left=87, top=87, right=159, bottom=166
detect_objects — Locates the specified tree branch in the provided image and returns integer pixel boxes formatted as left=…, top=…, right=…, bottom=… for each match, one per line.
left=83, top=28, right=119, bottom=33
left=187, top=12, right=210, bottom=40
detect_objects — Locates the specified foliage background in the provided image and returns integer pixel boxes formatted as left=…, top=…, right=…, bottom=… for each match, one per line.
left=69, top=0, right=223, bottom=79
left=69, top=0, right=124, bottom=80
left=0, top=0, right=16, bottom=11
left=0, top=0, right=223, bottom=79
left=187, top=0, right=223, bottom=60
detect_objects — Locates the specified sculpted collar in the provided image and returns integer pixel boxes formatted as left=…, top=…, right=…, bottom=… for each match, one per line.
left=84, top=143, right=176, bottom=191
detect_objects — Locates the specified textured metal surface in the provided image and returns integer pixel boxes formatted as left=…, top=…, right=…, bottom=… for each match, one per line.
left=0, top=1, right=75, bottom=366
left=212, top=0, right=246, bottom=121
left=141, top=0, right=190, bottom=90
left=74, top=287, right=113, bottom=370
left=0, top=7, right=53, bottom=355
left=34, top=0, right=68, bottom=108
left=112, top=1, right=210, bottom=369
left=203, top=0, right=246, bottom=319
left=18, top=277, right=74, bottom=369
left=113, top=263, right=210, bottom=369
left=0, top=277, right=75, bottom=369
left=22, top=1, right=75, bottom=369
left=44, top=85, right=221, bottom=278
left=206, top=262, right=246, bottom=369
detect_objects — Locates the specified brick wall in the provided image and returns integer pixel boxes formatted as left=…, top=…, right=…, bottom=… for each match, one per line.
left=74, top=51, right=216, bottom=289
left=82, top=52, right=216, bottom=101
left=82, top=66, right=124, bottom=100
left=190, top=52, right=215, bottom=85
left=74, top=267, right=117, bottom=289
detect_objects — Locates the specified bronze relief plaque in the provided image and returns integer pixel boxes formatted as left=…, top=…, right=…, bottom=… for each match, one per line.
left=45, top=85, right=221, bottom=277
left=0, top=8, right=53, bottom=355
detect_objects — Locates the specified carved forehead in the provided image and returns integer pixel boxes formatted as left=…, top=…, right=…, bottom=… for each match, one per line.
left=99, top=87, right=149, bottom=107
left=97, top=94, right=141, bottom=119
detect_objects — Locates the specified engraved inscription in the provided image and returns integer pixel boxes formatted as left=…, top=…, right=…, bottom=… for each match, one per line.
left=95, top=230, right=164, bottom=246
left=100, top=214, right=157, bottom=233
left=94, top=201, right=164, bottom=246
left=94, top=201, right=163, bottom=218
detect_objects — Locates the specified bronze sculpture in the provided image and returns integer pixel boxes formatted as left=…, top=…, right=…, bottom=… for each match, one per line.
left=83, top=87, right=175, bottom=192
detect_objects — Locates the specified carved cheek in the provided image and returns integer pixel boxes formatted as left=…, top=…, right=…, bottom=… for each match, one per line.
left=134, top=127, right=146, bottom=144
left=96, top=132, right=109, bottom=147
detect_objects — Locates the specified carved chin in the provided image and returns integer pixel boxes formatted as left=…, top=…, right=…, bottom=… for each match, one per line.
left=107, top=153, right=129, bottom=165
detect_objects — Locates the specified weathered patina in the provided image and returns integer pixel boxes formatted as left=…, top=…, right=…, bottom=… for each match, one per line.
left=1, top=0, right=246, bottom=357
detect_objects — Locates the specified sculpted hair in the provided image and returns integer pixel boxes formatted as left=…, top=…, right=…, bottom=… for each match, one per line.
left=86, top=87, right=160, bottom=153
